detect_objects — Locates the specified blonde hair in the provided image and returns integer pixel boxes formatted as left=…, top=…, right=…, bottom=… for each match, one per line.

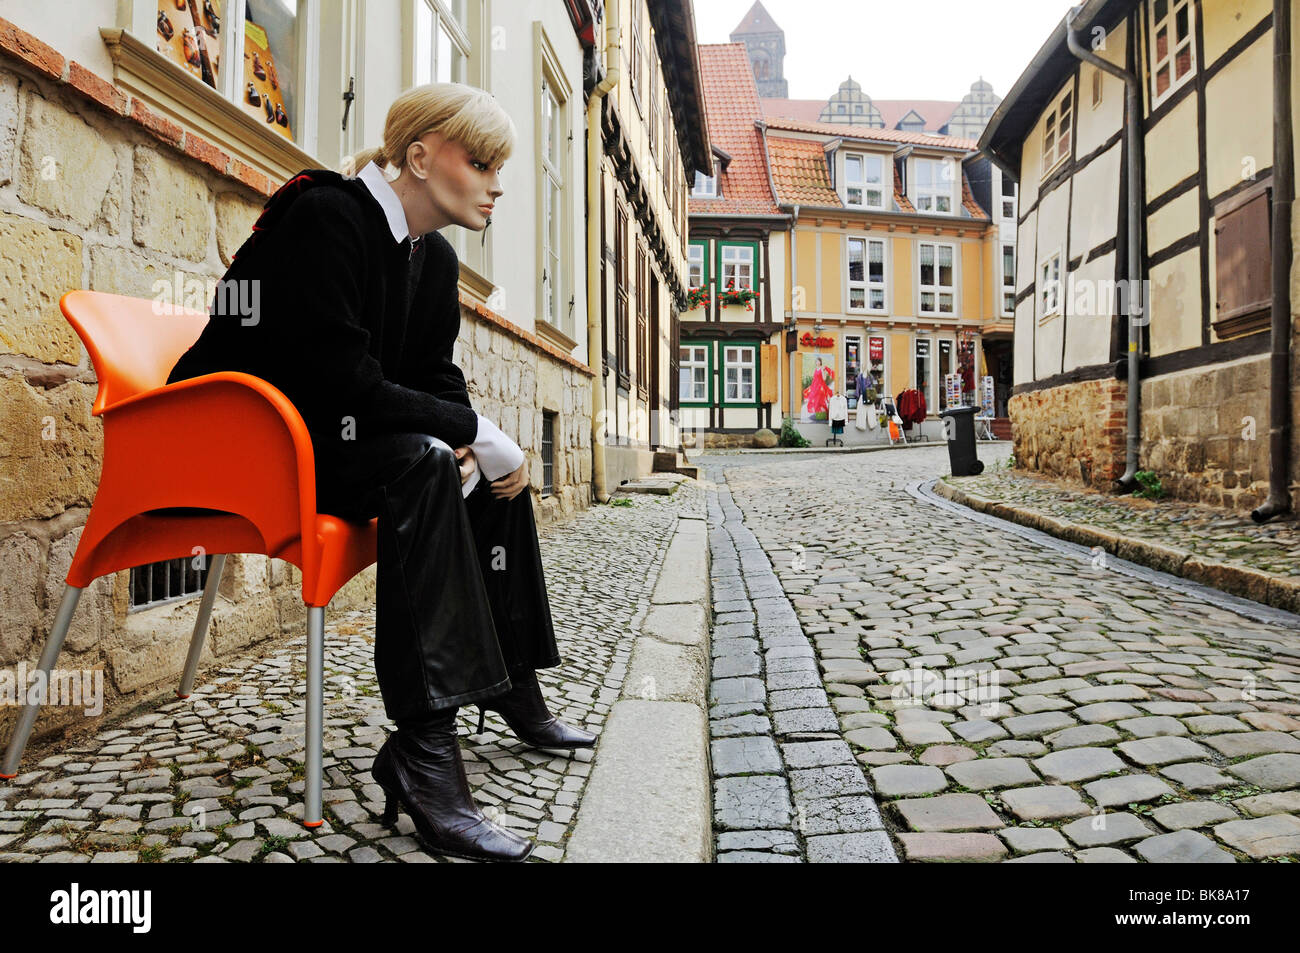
left=342, top=82, right=516, bottom=176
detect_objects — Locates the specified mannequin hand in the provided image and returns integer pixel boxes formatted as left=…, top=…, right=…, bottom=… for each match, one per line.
left=454, top=446, right=477, bottom=486
left=491, top=458, right=529, bottom=501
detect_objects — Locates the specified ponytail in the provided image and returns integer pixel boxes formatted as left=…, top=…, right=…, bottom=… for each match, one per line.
left=341, top=145, right=388, bottom=176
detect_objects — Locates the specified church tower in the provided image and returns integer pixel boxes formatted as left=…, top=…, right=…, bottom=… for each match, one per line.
left=730, top=0, right=787, bottom=98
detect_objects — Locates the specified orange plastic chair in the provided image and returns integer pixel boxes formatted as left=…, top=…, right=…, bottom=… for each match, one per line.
left=0, top=289, right=379, bottom=829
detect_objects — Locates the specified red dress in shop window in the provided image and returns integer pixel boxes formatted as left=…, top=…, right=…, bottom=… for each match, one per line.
left=802, top=365, right=834, bottom=417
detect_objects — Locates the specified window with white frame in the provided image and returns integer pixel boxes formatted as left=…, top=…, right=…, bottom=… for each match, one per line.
left=1041, top=89, right=1073, bottom=175
left=847, top=236, right=886, bottom=311
left=415, top=0, right=469, bottom=85
left=918, top=242, right=955, bottom=314
left=720, top=245, right=753, bottom=291
left=1040, top=250, right=1063, bottom=317
left=1002, top=243, right=1016, bottom=315
left=149, top=0, right=313, bottom=146
left=688, top=244, right=705, bottom=287
left=723, top=346, right=756, bottom=403
left=540, top=72, right=564, bottom=332
left=680, top=345, right=709, bottom=402
left=630, top=8, right=644, bottom=109
left=913, top=158, right=954, bottom=214
left=692, top=160, right=717, bottom=197
left=844, top=153, right=886, bottom=209
left=1149, top=0, right=1196, bottom=105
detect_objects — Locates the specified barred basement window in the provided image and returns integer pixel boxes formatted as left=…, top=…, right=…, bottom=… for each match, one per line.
left=541, top=410, right=556, bottom=496
left=130, top=556, right=211, bottom=611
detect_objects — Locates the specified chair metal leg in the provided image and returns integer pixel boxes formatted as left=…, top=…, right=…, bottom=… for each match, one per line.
left=1, top=584, right=83, bottom=778
left=177, top=553, right=226, bottom=699
left=303, top=604, right=325, bottom=828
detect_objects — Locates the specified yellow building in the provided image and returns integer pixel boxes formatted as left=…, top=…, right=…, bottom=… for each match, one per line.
left=756, top=118, right=1011, bottom=441
left=980, top=0, right=1297, bottom=515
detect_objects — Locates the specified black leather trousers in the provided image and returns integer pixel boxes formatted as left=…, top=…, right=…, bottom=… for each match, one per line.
left=312, top=431, right=562, bottom=722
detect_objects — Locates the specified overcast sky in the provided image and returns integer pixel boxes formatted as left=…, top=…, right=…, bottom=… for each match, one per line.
left=692, top=0, right=1078, bottom=102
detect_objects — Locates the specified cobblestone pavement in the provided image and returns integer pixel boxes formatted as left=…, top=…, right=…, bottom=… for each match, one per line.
left=0, top=485, right=701, bottom=863
left=700, top=445, right=1300, bottom=863
left=946, top=467, right=1300, bottom=580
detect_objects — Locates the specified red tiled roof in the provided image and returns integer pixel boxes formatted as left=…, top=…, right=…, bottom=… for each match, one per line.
left=766, top=136, right=839, bottom=207
left=689, top=43, right=781, bottom=217
left=763, top=115, right=979, bottom=151
left=759, top=98, right=825, bottom=123
left=873, top=99, right=961, bottom=131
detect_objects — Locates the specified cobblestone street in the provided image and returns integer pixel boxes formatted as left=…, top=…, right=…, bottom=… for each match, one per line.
left=0, top=487, right=701, bottom=863
left=703, top=445, right=1300, bottom=863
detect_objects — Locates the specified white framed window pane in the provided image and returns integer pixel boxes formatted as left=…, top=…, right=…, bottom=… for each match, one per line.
left=542, top=84, right=557, bottom=165
left=244, top=0, right=299, bottom=142
left=416, top=1, right=433, bottom=85
left=937, top=195, right=951, bottom=212
left=865, top=155, right=883, bottom=185
left=850, top=288, right=865, bottom=308
left=870, top=289, right=884, bottom=309
left=866, top=188, right=883, bottom=206
left=868, top=241, right=884, bottom=281
left=921, top=291, right=935, bottom=311
left=938, top=246, right=953, bottom=287
left=939, top=293, right=953, bottom=313
left=848, top=186, right=863, bottom=205
left=848, top=239, right=864, bottom=282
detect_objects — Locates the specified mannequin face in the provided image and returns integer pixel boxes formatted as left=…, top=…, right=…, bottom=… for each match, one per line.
left=391, top=129, right=504, bottom=237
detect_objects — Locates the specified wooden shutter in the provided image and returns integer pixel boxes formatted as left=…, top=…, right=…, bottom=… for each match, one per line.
left=760, top=344, right=778, bottom=403
left=1213, top=184, right=1271, bottom=338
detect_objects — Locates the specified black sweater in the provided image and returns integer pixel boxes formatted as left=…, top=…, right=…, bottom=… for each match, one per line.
left=166, top=169, right=480, bottom=453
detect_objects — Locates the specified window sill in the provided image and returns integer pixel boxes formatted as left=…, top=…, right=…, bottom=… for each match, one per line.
left=535, top=319, right=579, bottom=353
left=100, top=27, right=318, bottom=186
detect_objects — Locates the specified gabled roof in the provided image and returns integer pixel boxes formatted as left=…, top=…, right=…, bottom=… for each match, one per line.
left=763, top=134, right=988, bottom=221
left=979, top=0, right=1137, bottom=176
left=730, top=0, right=782, bottom=36
left=688, top=43, right=782, bottom=217
left=874, top=99, right=960, bottom=131
left=763, top=116, right=979, bottom=152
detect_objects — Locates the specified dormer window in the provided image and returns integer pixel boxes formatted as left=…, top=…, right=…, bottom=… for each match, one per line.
left=692, top=159, right=717, bottom=197
left=913, top=157, right=954, bottom=214
left=844, top=153, right=886, bottom=209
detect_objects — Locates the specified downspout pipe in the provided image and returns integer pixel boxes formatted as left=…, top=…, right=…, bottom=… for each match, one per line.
left=587, top=0, right=620, bottom=504
left=1251, top=0, right=1294, bottom=523
left=1066, top=5, right=1145, bottom=490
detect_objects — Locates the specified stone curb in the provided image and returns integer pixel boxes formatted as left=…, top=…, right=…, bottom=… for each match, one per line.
left=695, top=440, right=1009, bottom=457
left=932, top=479, right=1300, bottom=615
left=564, top=515, right=712, bottom=862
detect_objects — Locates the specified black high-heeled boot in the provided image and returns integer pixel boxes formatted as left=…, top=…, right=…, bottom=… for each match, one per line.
left=474, top=668, right=597, bottom=749
left=372, top=707, right=533, bottom=862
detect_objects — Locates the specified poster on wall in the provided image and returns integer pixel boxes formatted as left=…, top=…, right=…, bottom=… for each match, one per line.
left=156, top=1, right=221, bottom=88
left=241, top=13, right=293, bottom=141
left=800, top=352, right=837, bottom=422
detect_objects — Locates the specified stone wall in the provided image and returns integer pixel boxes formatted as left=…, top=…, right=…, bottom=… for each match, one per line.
left=1010, top=349, right=1300, bottom=512
left=1140, top=356, right=1280, bottom=512
left=0, top=48, right=592, bottom=745
left=1009, top=377, right=1127, bottom=488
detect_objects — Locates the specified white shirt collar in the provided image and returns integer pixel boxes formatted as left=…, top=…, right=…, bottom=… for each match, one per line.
left=356, top=161, right=413, bottom=244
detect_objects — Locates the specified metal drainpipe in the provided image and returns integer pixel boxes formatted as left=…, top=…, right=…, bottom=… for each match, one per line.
left=587, top=0, right=620, bottom=504
left=1066, top=5, right=1145, bottom=489
left=789, top=203, right=800, bottom=422
left=1251, top=0, right=1294, bottom=522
